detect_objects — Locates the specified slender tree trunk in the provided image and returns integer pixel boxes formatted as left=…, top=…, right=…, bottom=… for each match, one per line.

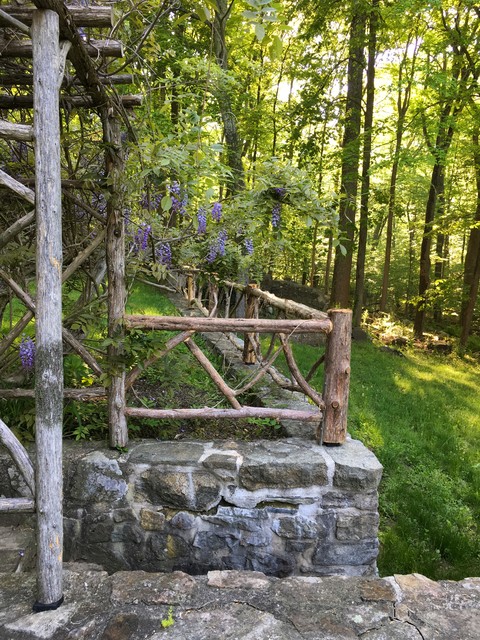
left=330, top=5, right=366, bottom=307
left=379, top=33, right=419, bottom=311
left=353, top=0, right=378, bottom=327
left=460, top=131, right=480, bottom=348
left=413, top=140, right=452, bottom=337
left=213, top=0, right=245, bottom=194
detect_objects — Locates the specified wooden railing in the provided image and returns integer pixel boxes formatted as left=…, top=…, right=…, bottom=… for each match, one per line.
left=124, top=271, right=352, bottom=445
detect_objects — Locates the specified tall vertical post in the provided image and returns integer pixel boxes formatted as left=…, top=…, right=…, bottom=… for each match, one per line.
left=243, top=284, right=259, bottom=364
left=32, top=9, right=64, bottom=610
left=186, top=273, right=195, bottom=305
left=105, top=114, right=127, bottom=448
left=320, top=309, right=352, bottom=444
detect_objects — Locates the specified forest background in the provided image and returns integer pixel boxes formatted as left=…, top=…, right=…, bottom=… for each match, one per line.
left=1, top=0, right=480, bottom=347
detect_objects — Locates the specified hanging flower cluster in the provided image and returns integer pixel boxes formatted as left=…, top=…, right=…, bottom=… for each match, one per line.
left=19, top=335, right=35, bottom=371
left=197, top=207, right=207, bottom=235
left=156, top=243, right=172, bottom=266
left=169, top=181, right=188, bottom=216
left=271, top=202, right=281, bottom=228
left=140, top=192, right=162, bottom=210
left=206, top=228, right=228, bottom=263
left=244, top=238, right=254, bottom=255
left=91, top=192, right=107, bottom=216
left=211, top=201, right=222, bottom=222
left=131, top=222, right=151, bottom=253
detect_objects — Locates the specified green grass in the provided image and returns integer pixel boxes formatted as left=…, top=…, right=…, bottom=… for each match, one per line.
left=126, top=280, right=178, bottom=316
left=263, top=335, right=480, bottom=579
left=341, top=341, right=479, bottom=580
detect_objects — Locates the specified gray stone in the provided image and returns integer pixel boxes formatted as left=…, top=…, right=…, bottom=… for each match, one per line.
left=129, top=441, right=206, bottom=465
left=240, top=441, right=329, bottom=490
left=140, top=508, right=166, bottom=531
left=361, top=620, right=423, bottom=639
left=170, top=512, right=196, bottom=530
left=207, top=569, right=270, bottom=590
left=5, top=604, right=78, bottom=638
left=142, top=468, right=221, bottom=511
left=336, top=511, right=379, bottom=541
left=327, top=439, right=383, bottom=491
left=202, top=451, right=239, bottom=480
left=272, top=515, right=324, bottom=539
left=68, top=451, right=127, bottom=504
left=151, top=602, right=304, bottom=640
left=313, top=540, right=379, bottom=566
left=1, top=565, right=479, bottom=640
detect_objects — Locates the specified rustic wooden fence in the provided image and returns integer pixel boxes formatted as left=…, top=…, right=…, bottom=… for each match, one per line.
left=122, top=271, right=352, bottom=445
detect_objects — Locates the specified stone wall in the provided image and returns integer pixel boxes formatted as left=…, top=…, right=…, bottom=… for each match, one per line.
left=0, top=437, right=382, bottom=577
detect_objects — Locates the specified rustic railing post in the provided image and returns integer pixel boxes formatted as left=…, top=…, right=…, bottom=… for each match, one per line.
left=320, top=309, right=352, bottom=444
left=186, top=273, right=195, bottom=305
left=105, top=115, right=127, bottom=449
left=208, top=280, right=219, bottom=316
left=32, top=8, right=64, bottom=610
left=243, top=284, right=259, bottom=364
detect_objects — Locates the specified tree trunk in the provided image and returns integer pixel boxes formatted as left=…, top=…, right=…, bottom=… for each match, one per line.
left=379, top=33, right=419, bottom=312
left=213, top=0, right=245, bottom=194
left=353, top=0, right=378, bottom=327
left=330, top=6, right=366, bottom=307
left=459, top=131, right=480, bottom=348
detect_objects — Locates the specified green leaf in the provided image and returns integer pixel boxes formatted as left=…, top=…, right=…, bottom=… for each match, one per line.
left=161, top=195, right=172, bottom=211
left=269, top=34, right=283, bottom=59
left=255, top=23, right=266, bottom=42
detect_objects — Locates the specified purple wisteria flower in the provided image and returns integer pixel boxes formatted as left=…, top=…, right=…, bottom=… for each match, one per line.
left=19, top=335, right=35, bottom=371
left=271, top=202, right=281, bottom=228
left=206, top=244, right=218, bottom=264
left=217, top=228, right=228, bottom=256
left=244, top=238, right=254, bottom=255
left=132, top=222, right=151, bottom=253
left=205, top=229, right=228, bottom=263
left=157, top=243, right=172, bottom=266
left=273, top=187, right=287, bottom=199
left=211, top=201, right=222, bottom=222
left=91, top=192, right=107, bottom=216
left=169, top=181, right=188, bottom=216
left=197, top=207, right=207, bottom=235
left=124, top=207, right=131, bottom=230
left=140, top=192, right=162, bottom=210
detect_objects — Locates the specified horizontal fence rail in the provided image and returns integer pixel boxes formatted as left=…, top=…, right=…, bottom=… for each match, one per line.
left=125, top=315, right=333, bottom=334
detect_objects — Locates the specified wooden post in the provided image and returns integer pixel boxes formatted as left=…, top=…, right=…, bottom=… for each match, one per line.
left=186, top=273, right=195, bottom=304
left=243, top=284, right=259, bottom=364
left=32, top=9, right=64, bottom=611
left=208, top=280, right=218, bottom=316
left=320, top=309, right=352, bottom=444
left=105, top=115, right=127, bottom=449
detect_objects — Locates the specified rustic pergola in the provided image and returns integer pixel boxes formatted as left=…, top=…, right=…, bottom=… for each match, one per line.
left=0, top=1, right=136, bottom=610
left=0, top=0, right=353, bottom=612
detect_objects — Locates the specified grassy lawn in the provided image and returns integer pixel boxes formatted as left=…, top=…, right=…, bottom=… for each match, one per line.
left=264, top=332, right=480, bottom=580
left=346, top=341, right=480, bottom=580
